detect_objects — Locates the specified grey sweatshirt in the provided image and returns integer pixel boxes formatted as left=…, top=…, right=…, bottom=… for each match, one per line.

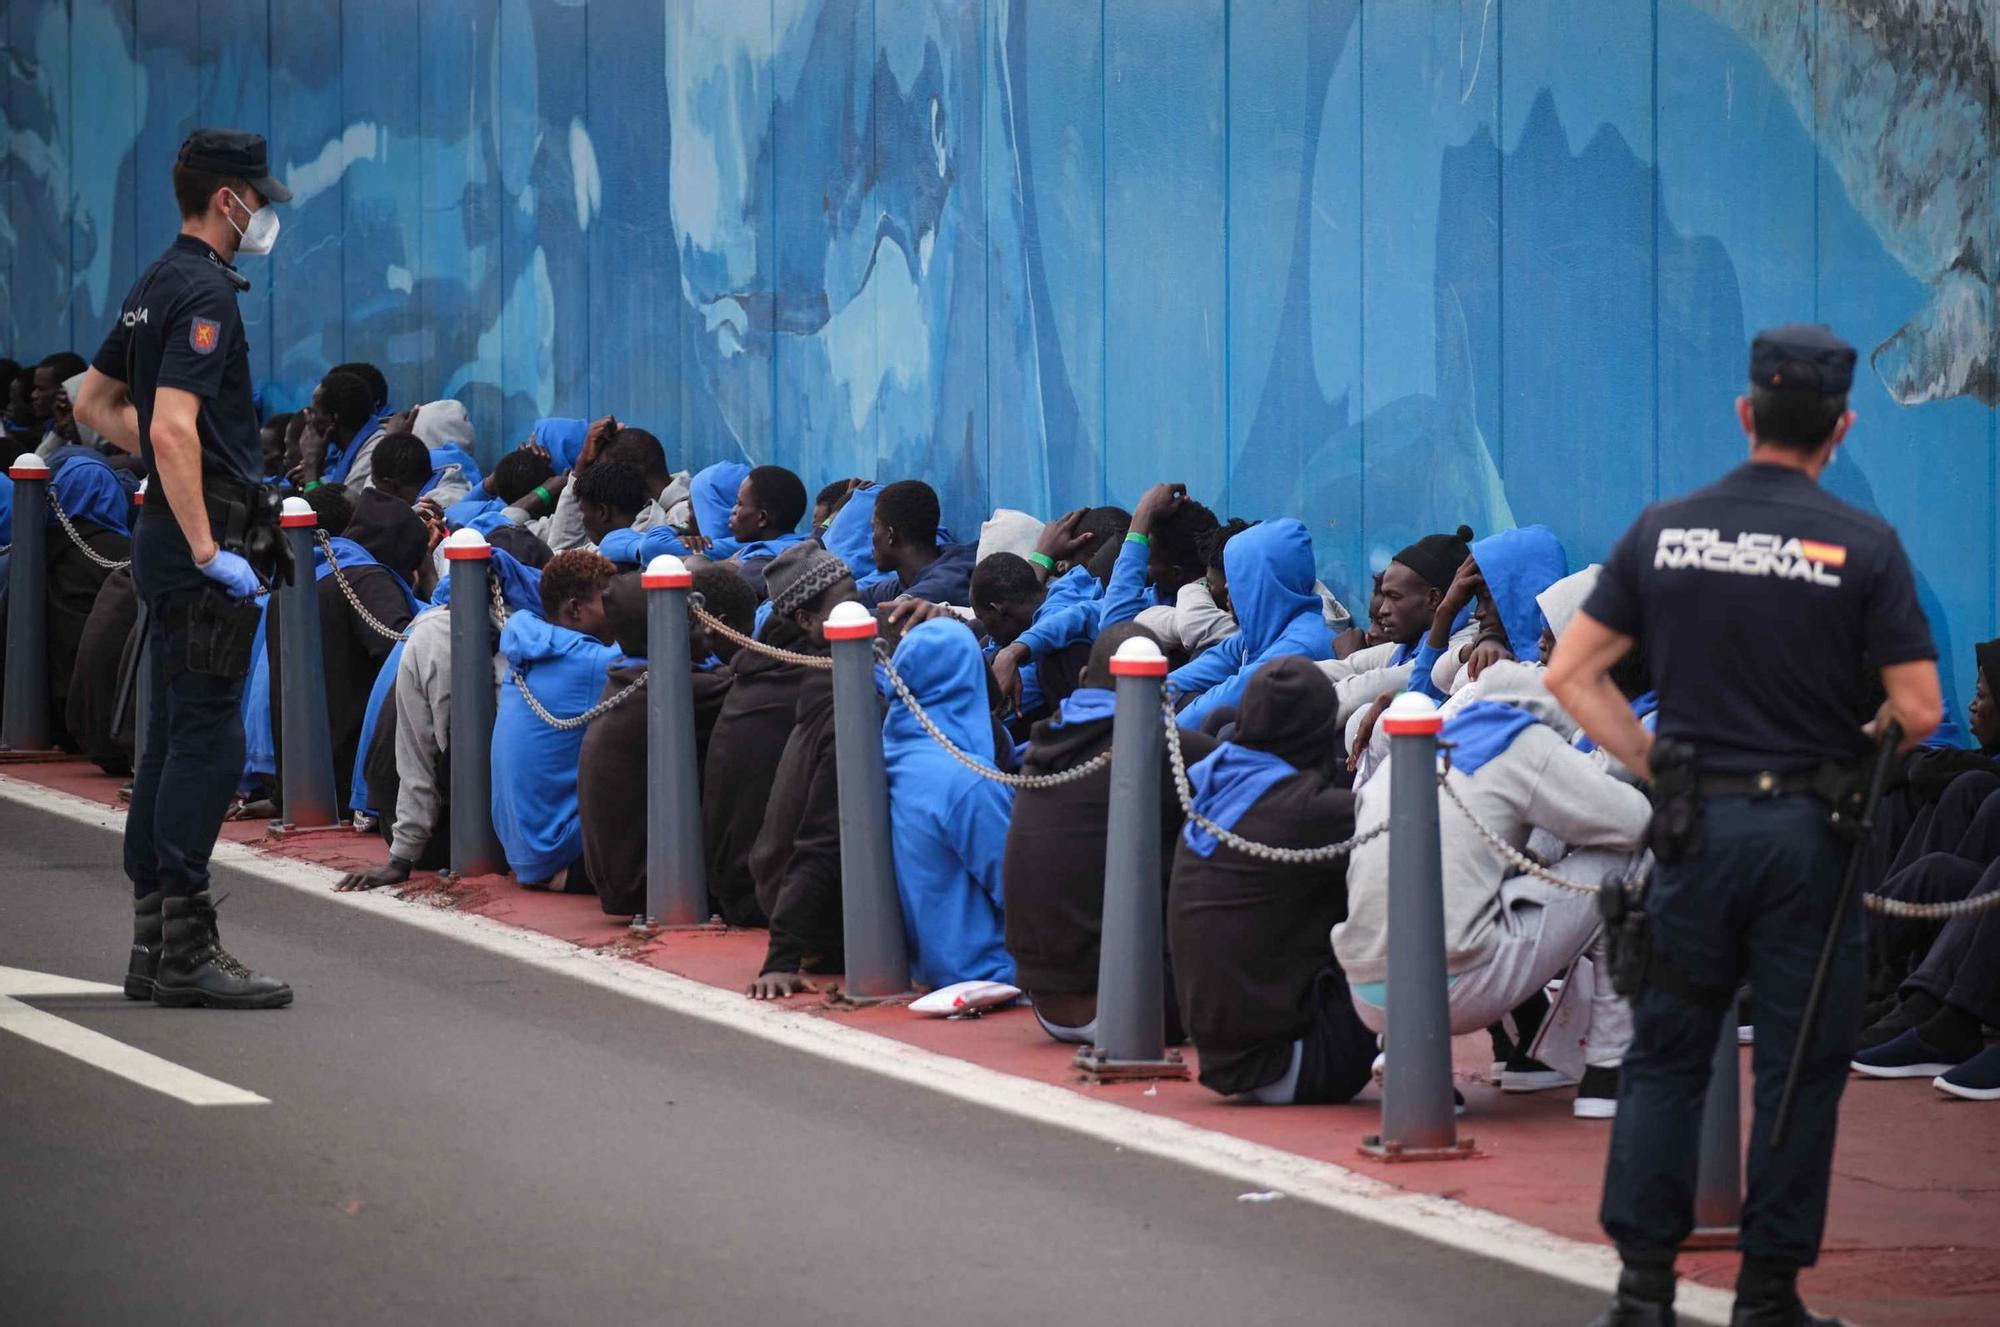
left=389, top=605, right=507, bottom=863
left=1333, top=662, right=1652, bottom=983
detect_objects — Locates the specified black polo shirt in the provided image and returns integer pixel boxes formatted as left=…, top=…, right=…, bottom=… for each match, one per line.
left=92, top=234, right=263, bottom=593
left=1584, top=461, right=1935, bottom=773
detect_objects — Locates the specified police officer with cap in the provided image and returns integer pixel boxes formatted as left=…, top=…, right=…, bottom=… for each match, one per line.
left=1548, top=327, right=1942, bottom=1325
left=73, top=129, right=296, bottom=1009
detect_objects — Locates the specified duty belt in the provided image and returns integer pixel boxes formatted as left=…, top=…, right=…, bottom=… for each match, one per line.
left=1697, top=770, right=1823, bottom=800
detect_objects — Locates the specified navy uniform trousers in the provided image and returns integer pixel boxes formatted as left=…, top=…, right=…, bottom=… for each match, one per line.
left=1600, top=794, right=1862, bottom=1266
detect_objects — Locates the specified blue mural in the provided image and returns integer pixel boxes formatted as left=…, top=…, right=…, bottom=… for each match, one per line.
left=2, top=0, right=1995, bottom=709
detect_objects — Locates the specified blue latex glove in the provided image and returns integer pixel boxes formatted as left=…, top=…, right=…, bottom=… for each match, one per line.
left=197, top=547, right=260, bottom=599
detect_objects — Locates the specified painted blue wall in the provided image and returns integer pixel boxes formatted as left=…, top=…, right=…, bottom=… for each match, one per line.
left=4, top=1, right=1995, bottom=710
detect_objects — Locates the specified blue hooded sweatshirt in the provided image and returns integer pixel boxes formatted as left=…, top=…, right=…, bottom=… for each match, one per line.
left=689, top=460, right=751, bottom=561
left=48, top=451, right=133, bottom=536
left=1167, top=519, right=1331, bottom=730
left=879, top=619, right=1017, bottom=989
left=240, top=595, right=277, bottom=782
left=1181, top=742, right=1300, bottom=858
left=1408, top=524, right=1567, bottom=702
left=491, top=611, right=622, bottom=882
left=821, top=482, right=890, bottom=591
left=320, top=403, right=395, bottom=486
left=530, top=417, right=590, bottom=472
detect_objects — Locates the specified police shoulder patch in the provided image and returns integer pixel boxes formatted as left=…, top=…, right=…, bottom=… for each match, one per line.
left=190, top=317, right=221, bottom=354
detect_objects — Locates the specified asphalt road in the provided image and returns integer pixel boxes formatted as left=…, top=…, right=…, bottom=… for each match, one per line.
left=0, top=799, right=1605, bottom=1326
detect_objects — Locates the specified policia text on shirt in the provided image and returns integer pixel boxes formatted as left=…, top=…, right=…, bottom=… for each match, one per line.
left=1548, top=325, right=1943, bottom=1327
left=73, top=128, right=300, bottom=1011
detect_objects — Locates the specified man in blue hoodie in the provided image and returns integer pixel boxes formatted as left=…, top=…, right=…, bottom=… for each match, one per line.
left=490, top=549, right=622, bottom=890
left=1166, top=518, right=1333, bottom=732
left=858, top=479, right=978, bottom=607
left=881, top=618, right=1017, bottom=990
left=723, top=464, right=809, bottom=597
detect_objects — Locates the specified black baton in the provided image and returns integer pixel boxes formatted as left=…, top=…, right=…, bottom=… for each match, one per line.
left=1771, top=719, right=1902, bottom=1149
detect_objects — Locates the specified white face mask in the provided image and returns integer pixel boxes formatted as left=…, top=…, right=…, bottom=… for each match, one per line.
left=224, top=189, right=280, bottom=256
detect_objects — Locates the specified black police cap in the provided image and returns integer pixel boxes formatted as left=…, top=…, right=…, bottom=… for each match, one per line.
left=1749, top=323, right=1856, bottom=395
left=176, top=128, right=292, bottom=204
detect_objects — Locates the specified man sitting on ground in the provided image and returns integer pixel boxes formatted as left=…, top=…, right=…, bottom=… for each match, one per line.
left=974, top=551, right=1095, bottom=723
left=724, top=464, right=809, bottom=596
left=883, top=618, right=1017, bottom=989
left=579, top=567, right=756, bottom=917
left=859, top=479, right=978, bottom=607
left=702, top=548, right=820, bottom=925
left=1167, top=658, right=1374, bottom=1104
left=335, top=545, right=545, bottom=891
left=491, top=550, right=621, bottom=890
left=295, top=370, right=378, bottom=490
left=1005, top=623, right=1216, bottom=1042
left=573, top=461, right=652, bottom=564
left=1336, top=662, right=1652, bottom=1117
left=746, top=544, right=862, bottom=998
left=1167, top=518, right=1334, bottom=730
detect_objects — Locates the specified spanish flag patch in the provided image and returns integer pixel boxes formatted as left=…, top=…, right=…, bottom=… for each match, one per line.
left=1797, top=539, right=1847, bottom=568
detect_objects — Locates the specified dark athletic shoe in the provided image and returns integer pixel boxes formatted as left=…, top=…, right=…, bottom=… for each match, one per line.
left=1934, top=1045, right=2000, bottom=1101
left=153, top=892, right=293, bottom=1010
left=1501, top=1052, right=1578, bottom=1093
left=1573, top=1065, right=1619, bottom=1119
left=1849, top=1029, right=1959, bottom=1079
left=123, top=890, right=164, bottom=1000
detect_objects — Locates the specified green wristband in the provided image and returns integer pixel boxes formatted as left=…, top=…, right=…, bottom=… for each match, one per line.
left=1124, top=530, right=1150, bottom=548
left=1027, top=551, right=1056, bottom=572
left=532, top=484, right=554, bottom=507
left=302, top=479, right=322, bottom=493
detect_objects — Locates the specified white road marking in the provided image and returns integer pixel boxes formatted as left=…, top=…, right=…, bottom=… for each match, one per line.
left=0, top=966, right=268, bottom=1107
left=0, top=775, right=1735, bottom=1324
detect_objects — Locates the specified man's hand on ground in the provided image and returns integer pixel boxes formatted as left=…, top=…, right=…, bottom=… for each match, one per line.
left=747, top=971, right=814, bottom=1001
left=335, top=856, right=414, bottom=893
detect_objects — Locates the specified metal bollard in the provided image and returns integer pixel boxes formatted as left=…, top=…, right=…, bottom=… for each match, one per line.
left=642, top=554, right=708, bottom=926
left=824, top=601, right=912, bottom=1000
left=442, top=528, right=504, bottom=877
left=1685, top=1002, right=1744, bottom=1247
left=1361, top=691, right=1479, bottom=1161
left=1076, top=635, right=1188, bottom=1083
left=2, top=454, right=54, bottom=753
left=274, top=496, right=340, bottom=831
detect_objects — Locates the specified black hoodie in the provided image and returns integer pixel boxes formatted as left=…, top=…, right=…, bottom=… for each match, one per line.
left=700, top=620, right=813, bottom=925
left=749, top=668, right=846, bottom=973
left=1002, top=694, right=1216, bottom=995
left=1167, top=658, right=1356, bottom=1096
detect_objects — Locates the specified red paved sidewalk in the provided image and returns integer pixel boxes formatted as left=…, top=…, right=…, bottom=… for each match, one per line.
left=11, top=758, right=1997, bottom=1325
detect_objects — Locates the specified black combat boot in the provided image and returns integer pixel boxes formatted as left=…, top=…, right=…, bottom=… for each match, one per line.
left=124, top=891, right=164, bottom=1000
left=1730, top=1258, right=1842, bottom=1326
left=1587, top=1254, right=1678, bottom=1326
left=153, top=892, right=293, bottom=1009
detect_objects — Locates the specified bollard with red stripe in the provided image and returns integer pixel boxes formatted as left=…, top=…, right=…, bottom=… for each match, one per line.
left=442, top=528, right=505, bottom=877
left=642, top=554, right=709, bottom=927
left=274, top=496, right=340, bottom=831
left=1075, top=635, right=1188, bottom=1082
left=825, top=601, right=912, bottom=1000
left=1361, top=691, right=1479, bottom=1161
left=1, top=453, right=55, bottom=753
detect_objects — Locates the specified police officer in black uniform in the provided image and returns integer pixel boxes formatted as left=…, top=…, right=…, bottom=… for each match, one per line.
left=1548, top=326, right=1942, bottom=1326
left=73, top=130, right=296, bottom=1010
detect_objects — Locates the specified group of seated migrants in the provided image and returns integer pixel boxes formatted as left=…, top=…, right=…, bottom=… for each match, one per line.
left=5, top=350, right=1997, bottom=1109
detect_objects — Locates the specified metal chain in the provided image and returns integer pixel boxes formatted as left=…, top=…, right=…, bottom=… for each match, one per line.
left=1862, top=888, right=2000, bottom=919
left=689, top=597, right=833, bottom=670
left=45, top=489, right=132, bottom=571
left=509, top=667, right=646, bottom=731
left=1159, top=691, right=1382, bottom=863
left=873, top=641, right=1115, bottom=789
left=489, top=573, right=510, bottom=625
left=313, top=530, right=410, bottom=642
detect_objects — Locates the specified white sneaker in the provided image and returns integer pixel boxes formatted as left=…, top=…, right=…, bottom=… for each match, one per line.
left=1573, top=1065, right=1619, bottom=1119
